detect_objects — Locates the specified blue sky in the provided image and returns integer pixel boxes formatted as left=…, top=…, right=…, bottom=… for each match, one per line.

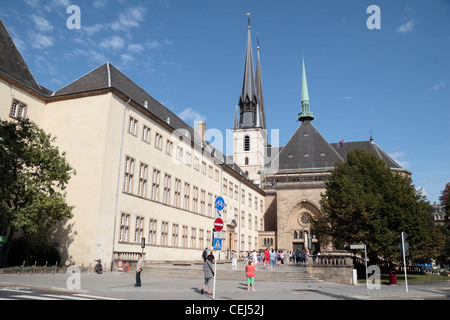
left=1, top=0, right=449, bottom=204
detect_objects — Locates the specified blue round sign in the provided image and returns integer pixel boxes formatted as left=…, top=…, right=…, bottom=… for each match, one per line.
left=215, top=197, right=225, bottom=211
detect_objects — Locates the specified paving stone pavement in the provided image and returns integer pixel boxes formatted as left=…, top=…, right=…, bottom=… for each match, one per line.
left=1, top=262, right=449, bottom=301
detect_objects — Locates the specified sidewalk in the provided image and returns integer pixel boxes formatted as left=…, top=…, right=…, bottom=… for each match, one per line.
left=1, top=262, right=449, bottom=300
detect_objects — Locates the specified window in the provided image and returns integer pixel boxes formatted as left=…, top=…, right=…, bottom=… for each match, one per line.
left=166, top=140, right=173, bottom=156
left=148, top=219, right=157, bottom=245
left=194, top=157, right=200, bottom=170
left=234, top=184, right=238, bottom=200
left=245, top=157, right=249, bottom=165
left=244, top=135, right=250, bottom=151
left=174, top=178, right=181, bottom=208
left=163, top=174, right=171, bottom=205
left=119, top=213, right=130, bottom=242
left=10, top=100, right=27, bottom=119
left=123, top=156, right=135, bottom=193
left=201, top=161, right=206, bottom=174
left=142, top=125, right=151, bottom=143
left=223, top=179, right=228, bottom=196
left=128, top=117, right=138, bottom=135
left=190, top=228, right=197, bottom=248
left=176, top=146, right=183, bottom=161
left=138, top=163, right=148, bottom=197
left=172, top=224, right=179, bottom=247
left=184, top=183, right=190, bottom=210
left=161, top=221, right=168, bottom=246
left=207, top=193, right=213, bottom=217
left=192, top=186, right=199, bottom=213
left=200, top=190, right=205, bottom=215
left=185, top=151, right=191, bottom=166
left=182, top=226, right=188, bottom=248
left=155, top=132, right=162, bottom=150
left=199, top=229, right=205, bottom=250
left=134, top=216, right=144, bottom=244
left=151, top=169, right=160, bottom=201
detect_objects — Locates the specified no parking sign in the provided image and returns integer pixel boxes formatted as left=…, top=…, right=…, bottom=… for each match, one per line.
left=123, top=264, right=130, bottom=273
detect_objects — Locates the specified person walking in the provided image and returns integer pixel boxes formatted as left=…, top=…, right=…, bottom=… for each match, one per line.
left=201, top=255, right=214, bottom=295
left=231, top=250, right=238, bottom=270
left=263, top=248, right=270, bottom=269
left=202, top=248, right=208, bottom=262
left=135, top=253, right=143, bottom=287
left=245, top=260, right=256, bottom=291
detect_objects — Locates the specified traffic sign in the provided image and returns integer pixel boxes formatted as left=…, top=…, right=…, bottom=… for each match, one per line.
left=213, top=238, right=222, bottom=251
left=350, top=244, right=365, bottom=250
left=214, top=218, right=224, bottom=232
left=123, top=265, right=130, bottom=273
left=215, top=197, right=225, bottom=211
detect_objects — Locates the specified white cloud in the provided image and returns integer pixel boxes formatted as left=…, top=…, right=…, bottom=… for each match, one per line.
left=178, top=108, right=207, bottom=124
left=388, top=151, right=409, bottom=169
left=99, top=36, right=125, bottom=50
left=111, top=6, right=147, bottom=31
left=432, top=80, right=445, bottom=91
left=29, top=14, right=53, bottom=32
left=93, top=0, right=108, bottom=9
left=28, top=31, right=53, bottom=49
left=397, top=20, right=416, bottom=33
left=127, top=44, right=145, bottom=53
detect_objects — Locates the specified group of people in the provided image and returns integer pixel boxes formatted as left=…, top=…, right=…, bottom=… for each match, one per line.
left=202, top=248, right=256, bottom=294
left=232, top=248, right=311, bottom=270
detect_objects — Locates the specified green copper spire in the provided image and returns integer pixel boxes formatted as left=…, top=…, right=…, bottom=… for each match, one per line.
left=298, top=57, right=315, bottom=122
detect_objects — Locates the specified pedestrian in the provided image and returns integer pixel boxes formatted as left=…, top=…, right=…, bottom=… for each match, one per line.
left=135, top=253, right=143, bottom=287
left=202, top=247, right=208, bottom=262
left=264, top=248, right=270, bottom=269
left=245, top=260, right=256, bottom=291
left=252, top=249, right=258, bottom=266
left=269, top=249, right=276, bottom=270
left=207, top=251, right=215, bottom=262
left=201, top=255, right=214, bottom=295
left=231, top=250, right=238, bottom=269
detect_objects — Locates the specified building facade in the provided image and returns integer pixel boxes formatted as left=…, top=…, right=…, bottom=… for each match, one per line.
left=1, top=18, right=410, bottom=267
left=0, top=19, right=264, bottom=268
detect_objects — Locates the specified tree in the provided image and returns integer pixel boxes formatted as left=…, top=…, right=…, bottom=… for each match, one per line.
left=312, top=149, right=445, bottom=263
left=0, top=119, right=75, bottom=265
left=439, top=182, right=450, bottom=215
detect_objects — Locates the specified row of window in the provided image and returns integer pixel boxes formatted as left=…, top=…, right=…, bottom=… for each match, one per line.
left=128, top=116, right=221, bottom=180
left=123, top=156, right=263, bottom=224
left=118, top=213, right=260, bottom=251
left=119, top=212, right=212, bottom=248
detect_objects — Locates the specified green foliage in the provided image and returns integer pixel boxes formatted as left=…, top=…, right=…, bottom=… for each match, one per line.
left=7, top=236, right=61, bottom=266
left=312, top=149, right=445, bottom=263
left=0, top=119, right=75, bottom=264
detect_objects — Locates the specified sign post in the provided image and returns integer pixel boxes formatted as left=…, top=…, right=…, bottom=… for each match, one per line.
left=400, top=232, right=409, bottom=293
left=350, top=244, right=369, bottom=296
left=213, top=197, right=225, bottom=300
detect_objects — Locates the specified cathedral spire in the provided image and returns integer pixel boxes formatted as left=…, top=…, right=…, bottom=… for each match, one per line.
left=255, top=36, right=267, bottom=129
left=298, top=56, right=315, bottom=122
left=238, top=16, right=258, bottom=128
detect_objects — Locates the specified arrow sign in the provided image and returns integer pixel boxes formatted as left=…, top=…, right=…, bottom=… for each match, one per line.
left=214, top=218, right=224, bottom=232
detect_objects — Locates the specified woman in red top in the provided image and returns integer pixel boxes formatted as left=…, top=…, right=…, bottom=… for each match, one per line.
left=246, top=260, right=256, bottom=291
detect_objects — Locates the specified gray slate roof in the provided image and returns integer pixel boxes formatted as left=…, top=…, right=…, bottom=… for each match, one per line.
left=0, top=19, right=52, bottom=96
left=270, top=120, right=343, bottom=171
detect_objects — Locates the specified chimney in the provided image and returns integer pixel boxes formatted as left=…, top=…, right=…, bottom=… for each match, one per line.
left=196, top=121, right=206, bottom=141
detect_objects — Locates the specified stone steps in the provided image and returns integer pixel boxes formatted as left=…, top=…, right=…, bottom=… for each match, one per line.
left=143, top=266, right=323, bottom=283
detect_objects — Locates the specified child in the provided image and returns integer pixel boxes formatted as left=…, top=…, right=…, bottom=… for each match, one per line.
left=245, top=260, right=256, bottom=291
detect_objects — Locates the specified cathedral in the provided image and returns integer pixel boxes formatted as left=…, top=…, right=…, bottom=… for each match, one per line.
left=232, top=24, right=410, bottom=254
left=0, top=17, right=408, bottom=267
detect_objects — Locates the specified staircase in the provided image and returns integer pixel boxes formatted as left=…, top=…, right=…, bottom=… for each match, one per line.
left=143, top=264, right=323, bottom=283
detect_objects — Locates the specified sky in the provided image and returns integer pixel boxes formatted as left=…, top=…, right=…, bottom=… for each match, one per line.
left=0, top=0, right=449, bottom=204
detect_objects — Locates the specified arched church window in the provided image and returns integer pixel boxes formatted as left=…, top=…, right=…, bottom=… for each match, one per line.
left=244, top=136, right=250, bottom=151
left=245, top=157, right=249, bottom=165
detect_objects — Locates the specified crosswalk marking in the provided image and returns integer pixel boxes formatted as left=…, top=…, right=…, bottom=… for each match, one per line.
left=74, top=293, right=122, bottom=300
left=11, top=295, right=62, bottom=300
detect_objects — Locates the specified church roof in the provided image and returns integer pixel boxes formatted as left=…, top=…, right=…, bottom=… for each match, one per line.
left=270, top=120, right=343, bottom=171
left=0, top=19, right=52, bottom=96
left=331, top=140, right=404, bottom=169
